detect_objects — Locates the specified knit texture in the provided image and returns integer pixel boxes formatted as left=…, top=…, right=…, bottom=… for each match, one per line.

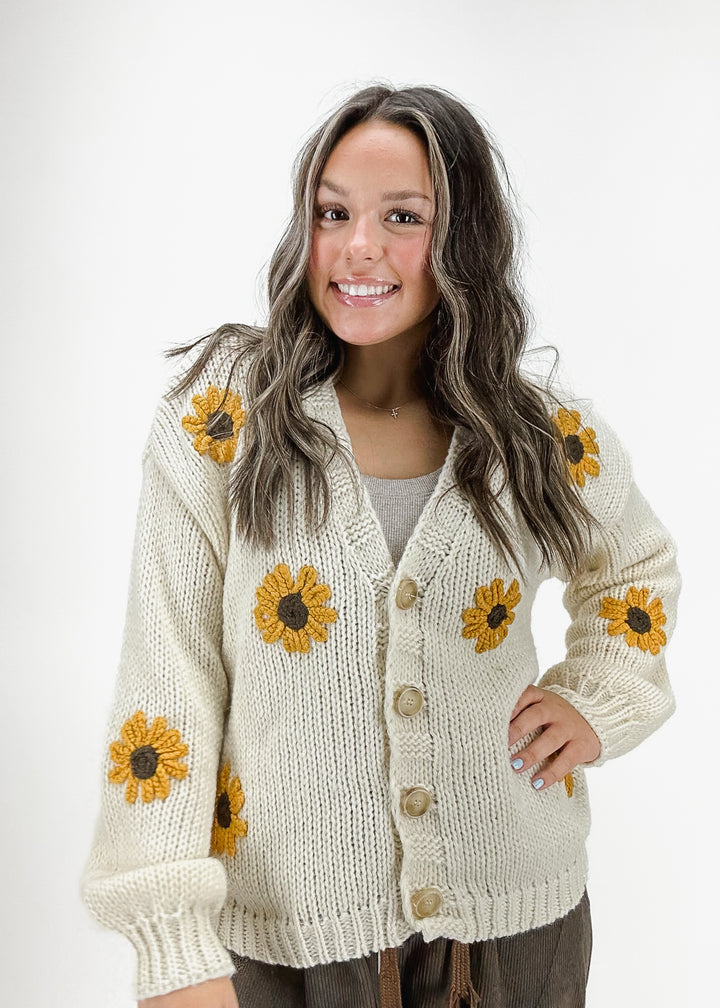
left=82, top=353, right=679, bottom=998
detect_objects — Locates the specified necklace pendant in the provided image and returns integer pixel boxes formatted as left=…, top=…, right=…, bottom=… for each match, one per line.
left=391, top=408, right=399, bottom=418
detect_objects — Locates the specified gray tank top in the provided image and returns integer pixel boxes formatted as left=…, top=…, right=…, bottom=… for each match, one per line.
left=361, top=466, right=443, bottom=565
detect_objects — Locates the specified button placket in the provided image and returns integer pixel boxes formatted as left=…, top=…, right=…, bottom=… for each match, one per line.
left=389, top=574, right=444, bottom=925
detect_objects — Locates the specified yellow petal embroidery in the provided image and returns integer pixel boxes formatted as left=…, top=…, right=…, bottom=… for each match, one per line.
left=599, top=587, right=667, bottom=655
left=108, top=710, right=188, bottom=804
left=181, top=385, right=245, bottom=464
left=462, top=578, right=522, bottom=653
left=552, top=408, right=600, bottom=487
left=211, top=763, right=248, bottom=857
left=254, top=563, right=338, bottom=653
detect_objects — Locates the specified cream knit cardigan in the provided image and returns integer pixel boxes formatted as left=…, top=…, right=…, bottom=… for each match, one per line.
left=83, top=356, right=679, bottom=998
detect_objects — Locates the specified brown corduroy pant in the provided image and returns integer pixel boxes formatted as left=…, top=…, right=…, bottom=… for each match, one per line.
left=230, top=890, right=592, bottom=1008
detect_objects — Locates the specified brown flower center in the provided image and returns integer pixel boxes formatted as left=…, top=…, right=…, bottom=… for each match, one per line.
left=206, top=409, right=235, bottom=441
left=487, top=603, right=508, bottom=630
left=277, top=592, right=309, bottom=630
left=626, top=606, right=652, bottom=634
left=564, top=434, right=585, bottom=465
left=216, top=790, right=232, bottom=829
left=130, top=745, right=159, bottom=780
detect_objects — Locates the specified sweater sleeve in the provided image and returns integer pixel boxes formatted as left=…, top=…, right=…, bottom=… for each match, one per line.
left=537, top=404, right=680, bottom=767
left=82, top=382, right=240, bottom=998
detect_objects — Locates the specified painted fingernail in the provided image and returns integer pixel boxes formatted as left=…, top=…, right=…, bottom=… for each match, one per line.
left=532, top=778, right=544, bottom=790
left=510, top=758, right=524, bottom=770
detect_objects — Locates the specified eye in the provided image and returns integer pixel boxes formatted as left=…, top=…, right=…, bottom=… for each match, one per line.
left=316, top=204, right=348, bottom=222
left=387, top=208, right=423, bottom=225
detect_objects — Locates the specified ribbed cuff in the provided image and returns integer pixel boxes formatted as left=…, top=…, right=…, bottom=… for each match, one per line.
left=82, top=857, right=234, bottom=999
left=128, top=906, right=235, bottom=999
left=538, top=680, right=674, bottom=768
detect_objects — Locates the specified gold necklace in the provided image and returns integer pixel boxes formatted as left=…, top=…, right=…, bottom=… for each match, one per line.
left=337, top=378, right=420, bottom=419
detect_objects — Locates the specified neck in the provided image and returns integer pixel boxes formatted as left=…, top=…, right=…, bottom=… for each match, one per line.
left=338, top=332, right=427, bottom=409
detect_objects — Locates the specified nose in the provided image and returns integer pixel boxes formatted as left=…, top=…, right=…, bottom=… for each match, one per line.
left=344, top=214, right=382, bottom=263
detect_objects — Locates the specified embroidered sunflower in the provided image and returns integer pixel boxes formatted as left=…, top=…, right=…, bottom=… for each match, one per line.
left=108, top=710, right=188, bottom=804
left=599, top=586, right=667, bottom=655
left=553, top=408, right=600, bottom=487
left=461, top=577, right=521, bottom=653
left=211, top=763, right=248, bottom=857
left=254, top=563, right=338, bottom=653
left=181, top=384, right=245, bottom=464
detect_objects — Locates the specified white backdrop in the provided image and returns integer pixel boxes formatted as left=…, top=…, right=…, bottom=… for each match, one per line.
left=1, top=1, right=717, bottom=1005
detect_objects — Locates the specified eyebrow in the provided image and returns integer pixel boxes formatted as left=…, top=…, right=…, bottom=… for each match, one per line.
left=318, top=179, right=432, bottom=203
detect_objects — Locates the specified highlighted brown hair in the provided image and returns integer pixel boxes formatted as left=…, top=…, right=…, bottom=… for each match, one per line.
left=169, top=84, right=595, bottom=576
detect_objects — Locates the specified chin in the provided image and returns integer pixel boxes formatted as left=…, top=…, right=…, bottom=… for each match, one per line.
left=334, top=327, right=403, bottom=348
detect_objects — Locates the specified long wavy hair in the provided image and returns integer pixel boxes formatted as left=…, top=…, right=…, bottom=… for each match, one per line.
left=168, top=84, right=596, bottom=576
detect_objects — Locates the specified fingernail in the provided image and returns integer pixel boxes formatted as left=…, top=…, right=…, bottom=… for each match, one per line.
left=532, top=778, right=544, bottom=790
left=510, top=758, right=524, bottom=770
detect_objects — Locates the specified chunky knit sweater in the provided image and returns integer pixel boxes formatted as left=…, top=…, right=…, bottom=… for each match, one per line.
left=82, top=355, right=679, bottom=999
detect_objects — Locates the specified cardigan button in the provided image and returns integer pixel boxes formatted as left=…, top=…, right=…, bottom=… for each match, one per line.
left=411, top=887, right=443, bottom=919
left=395, top=687, right=424, bottom=718
left=396, top=578, right=418, bottom=609
left=401, top=786, right=432, bottom=817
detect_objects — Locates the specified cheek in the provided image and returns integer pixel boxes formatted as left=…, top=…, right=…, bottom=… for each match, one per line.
left=396, top=235, right=433, bottom=278
left=419, top=236, right=439, bottom=303
left=307, top=238, right=325, bottom=299
left=398, top=239, right=438, bottom=305
left=306, top=239, right=334, bottom=322
left=309, top=228, right=336, bottom=270
left=307, top=235, right=319, bottom=276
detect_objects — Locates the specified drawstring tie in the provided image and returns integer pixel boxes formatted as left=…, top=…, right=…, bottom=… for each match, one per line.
left=379, top=945, right=403, bottom=1008
left=379, top=939, right=481, bottom=1008
left=448, top=940, right=481, bottom=1007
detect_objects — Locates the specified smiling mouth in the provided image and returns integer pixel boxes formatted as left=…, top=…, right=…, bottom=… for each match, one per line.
left=335, top=282, right=399, bottom=297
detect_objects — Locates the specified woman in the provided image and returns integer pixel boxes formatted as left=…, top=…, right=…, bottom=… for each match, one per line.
left=83, top=85, right=679, bottom=1008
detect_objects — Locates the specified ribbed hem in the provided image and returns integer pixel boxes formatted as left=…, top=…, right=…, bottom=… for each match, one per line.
left=217, top=855, right=588, bottom=967
left=218, top=893, right=413, bottom=968
left=420, top=855, right=589, bottom=943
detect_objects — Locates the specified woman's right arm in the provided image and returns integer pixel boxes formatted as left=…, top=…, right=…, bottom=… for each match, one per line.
left=82, top=382, right=241, bottom=1000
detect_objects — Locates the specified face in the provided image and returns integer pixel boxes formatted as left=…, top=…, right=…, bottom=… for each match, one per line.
left=307, top=121, right=440, bottom=350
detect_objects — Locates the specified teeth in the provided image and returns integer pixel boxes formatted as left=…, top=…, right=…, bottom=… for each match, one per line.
left=337, top=283, right=396, bottom=296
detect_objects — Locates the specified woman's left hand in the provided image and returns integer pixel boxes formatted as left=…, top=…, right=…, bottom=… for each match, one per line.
left=508, top=686, right=601, bottom=791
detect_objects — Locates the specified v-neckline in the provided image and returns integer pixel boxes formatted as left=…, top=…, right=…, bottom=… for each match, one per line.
left=304, top=379, right=473, bottom=587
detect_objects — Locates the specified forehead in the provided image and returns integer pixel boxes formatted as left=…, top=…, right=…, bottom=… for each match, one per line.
left=321, top=121, right=432, bottom=192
